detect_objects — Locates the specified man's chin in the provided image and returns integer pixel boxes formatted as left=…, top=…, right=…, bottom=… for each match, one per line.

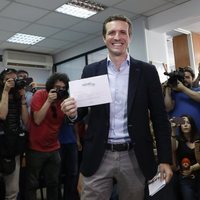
left=111, top=50, right=125, bottom=57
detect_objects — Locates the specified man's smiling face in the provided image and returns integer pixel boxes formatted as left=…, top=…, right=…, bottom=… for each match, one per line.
left=103, top=20, right=131, bottom=58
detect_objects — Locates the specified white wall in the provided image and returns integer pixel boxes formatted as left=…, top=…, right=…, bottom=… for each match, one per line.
left=55, top=36, right=104, bottom=63
left=146, top=30, right=168, bottom=63
left=145, top=30, right=169, bottom=83
left=129, top=16, right=148, bottom=62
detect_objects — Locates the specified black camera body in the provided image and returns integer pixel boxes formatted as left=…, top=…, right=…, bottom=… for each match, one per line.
left=55, top=89, right=69, bottom=100
left=15, top=77, right=33, bottom=90
left=15, top=78, right=26, bottom=90
left=164, top=69, right=185, bottom=87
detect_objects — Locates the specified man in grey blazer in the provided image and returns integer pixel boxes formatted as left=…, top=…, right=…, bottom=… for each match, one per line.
left=61, top=15, right=173, bottom=200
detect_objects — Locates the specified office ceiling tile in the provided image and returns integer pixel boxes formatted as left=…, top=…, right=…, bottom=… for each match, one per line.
left=0, top=30, right=14, bottom=41
left=89, top=7, right=137, bottom=23
left=115, top=0, right=166, bottom=14
left=0, top=17, right=29, bottom=32
left=0, top=2, right=49, bottom=22
left=95, top=0, right=124, bottom=7
left=69, top=21, right=102, bottom=34
left=170, top=0, right=191, bottom=4
left=36, top=12, right=82, bottom=29
left=0, top=0, right=10, bottom=10
left=51, top=30, right=87, bottom=42
left=0, top=0, right=197, bottom=55
left=36, top=38, right=71, bottom=49
left=143, top=2, right=175, bottom=16
left=22, top=24, right=61, bottom=37
left=182, top=21, right=200, bottom=33
left=15, top=0, right=66, bottom=10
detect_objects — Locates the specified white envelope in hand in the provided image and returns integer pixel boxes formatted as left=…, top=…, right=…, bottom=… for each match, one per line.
left=69, top=75, right=112, bottom=107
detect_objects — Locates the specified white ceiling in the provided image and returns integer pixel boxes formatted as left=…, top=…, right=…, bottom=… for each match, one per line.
left=0, top=0, right=197, bottom=56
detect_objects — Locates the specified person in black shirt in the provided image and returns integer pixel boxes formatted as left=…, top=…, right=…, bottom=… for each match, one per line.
left=171, top=114, right=200, bottom=200
left=0, top=68, right=29, bottom=200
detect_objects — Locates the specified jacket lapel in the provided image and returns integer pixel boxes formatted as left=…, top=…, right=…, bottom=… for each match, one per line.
left=97, top=58, right=108, bottom=75
left=96, top=58, right=110, bottom=119
left=127, top=58, right=141, bottom=116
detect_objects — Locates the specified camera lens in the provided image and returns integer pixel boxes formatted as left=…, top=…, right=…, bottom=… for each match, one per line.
left=15, top=78, right=26, bottom=90
left=57, top=89, right=69, bottom=100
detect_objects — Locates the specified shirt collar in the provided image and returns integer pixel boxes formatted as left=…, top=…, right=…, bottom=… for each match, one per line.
left=107, top=54, right=130, bottom=67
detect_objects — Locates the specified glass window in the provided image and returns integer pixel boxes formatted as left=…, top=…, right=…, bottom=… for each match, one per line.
left=56, top=47, right=107, bottom=80
left=57, top=57, right=85, bottom=80
left=87, top=48, right=107, bottom=64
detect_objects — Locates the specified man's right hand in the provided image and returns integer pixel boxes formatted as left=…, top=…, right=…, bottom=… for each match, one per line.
left=171, top=81, right=186, bottom=92
left=61, top=97, right=77, bottom=118
left=47, top=89, right=57, bottom=103
left=4, top=78, right=15, bottom=92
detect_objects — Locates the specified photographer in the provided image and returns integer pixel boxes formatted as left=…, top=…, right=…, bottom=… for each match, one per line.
left=16, top=70, right=36, bottom=200
left=25, top=73, right=69, bottom=200
left=164, top=67, right=200, bottom=133
left=17, top=69, right=36, bottom=110
left=0, top=68, right=29, bottom=200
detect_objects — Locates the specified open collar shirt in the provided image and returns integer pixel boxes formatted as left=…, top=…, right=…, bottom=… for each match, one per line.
left=107, top=54, right=131, bottom=144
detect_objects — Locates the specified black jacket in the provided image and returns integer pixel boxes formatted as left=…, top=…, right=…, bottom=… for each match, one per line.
left=78, top=57, right=172, bottom=180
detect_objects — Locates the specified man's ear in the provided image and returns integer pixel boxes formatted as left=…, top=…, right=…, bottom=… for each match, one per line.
left=102, top=36, right=106, bottom=44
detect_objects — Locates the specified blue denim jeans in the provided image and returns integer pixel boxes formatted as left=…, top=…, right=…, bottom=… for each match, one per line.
left=179, top=174, right=199, bottom=200
left=25, top=150, right=61, bottom=200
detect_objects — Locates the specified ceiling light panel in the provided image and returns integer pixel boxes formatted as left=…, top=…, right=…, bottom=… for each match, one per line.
left=7, top=33, right=45, bottom=45
left=55, top=0, right=106, bottom=19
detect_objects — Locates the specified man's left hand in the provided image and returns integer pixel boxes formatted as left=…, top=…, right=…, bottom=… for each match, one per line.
left=158, top=163, right=173, bottom=183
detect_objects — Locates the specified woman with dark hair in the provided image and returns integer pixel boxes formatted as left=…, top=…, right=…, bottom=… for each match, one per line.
left=171, top=114, right=200, bottom=200
left=25, top=73, right=69, bottom=200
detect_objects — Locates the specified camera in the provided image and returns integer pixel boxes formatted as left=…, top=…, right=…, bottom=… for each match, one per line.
left=54, top=89, right=69, bottom=100
left=15, top=78, right=27, bottom=90
left=14, top=77, right=33, bottom=90
left=164, top=68, right=185, bottom=87
left=171, top=117, right=185, bottom=125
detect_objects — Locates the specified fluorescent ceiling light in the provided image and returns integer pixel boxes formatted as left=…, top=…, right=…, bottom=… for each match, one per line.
left=55, top=0, right=106, bottom=19
left=7, top=33, right=45, bottom=45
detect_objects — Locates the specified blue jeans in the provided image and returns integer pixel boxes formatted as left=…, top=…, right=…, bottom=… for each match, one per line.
left=25, top=150, right=61, bottom=200
left=179, top=174, right=198, bottom=200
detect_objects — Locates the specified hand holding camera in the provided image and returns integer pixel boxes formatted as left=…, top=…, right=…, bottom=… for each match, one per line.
left=170, top=117, right=185, bottom=127
left=173, top=81, right=186, bottom=92
left=15, top=77, right=34, bottom=90
left=164, top=69, right=185, bottom=88
left=48, top=89, right=58, bottom=103
left=4, top=78, right=15, bottom=92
